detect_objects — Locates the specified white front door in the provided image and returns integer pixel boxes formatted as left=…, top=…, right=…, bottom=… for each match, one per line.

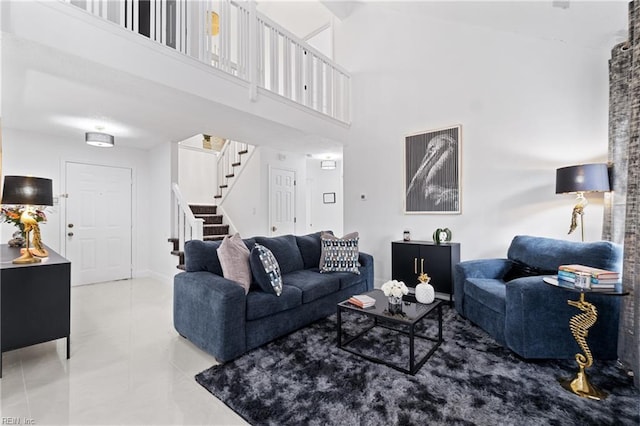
left=270, top=167, right=296, bottom=236
left=65, top=162, right=132, bottom=286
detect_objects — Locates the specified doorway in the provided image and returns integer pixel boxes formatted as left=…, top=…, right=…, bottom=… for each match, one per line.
left=269, top=167, right=296, bottom=236
left=65, top=162, right=132, bottom=286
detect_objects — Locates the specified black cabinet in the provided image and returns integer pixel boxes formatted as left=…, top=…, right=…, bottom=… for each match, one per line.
left=1, top=245, right=71, bottom=378
left=391, top=241, right=460, bottom=302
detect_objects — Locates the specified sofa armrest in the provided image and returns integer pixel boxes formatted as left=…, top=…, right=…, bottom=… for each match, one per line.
left=454, top=259, right=511, bottom=315
left=173, top=271, right=247, bottom=362
left=505, top=277, right=620, bottom=359
left=358, top=252, right=375, bottom=291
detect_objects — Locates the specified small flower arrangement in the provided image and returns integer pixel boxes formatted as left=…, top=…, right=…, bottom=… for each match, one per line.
left=1, top=206, right=47, bottom=233
left=381, top=279, right=409, bottom=299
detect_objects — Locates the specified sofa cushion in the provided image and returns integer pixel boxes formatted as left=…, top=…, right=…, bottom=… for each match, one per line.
left=250, top=244, right=283, bottom=296
left=320, top=232, right=361, bottom=274
left=295, top=231, right=333, bottom=269
left=503, top=260, right=555, bottom=282
left=245, top=285, right=303, bottom=321
left=464, top=278, right=507, bottom=314
left=185, top=239, right=223, bottom=274
left=326, top=270, right=368, bottom=290
left=283, top=270, right=341, bottom=303
left=255, top=235, right=305, bottom=274
left=507, top=235, right=622, bottom=273
left=217, top=234, right=251, bottom=294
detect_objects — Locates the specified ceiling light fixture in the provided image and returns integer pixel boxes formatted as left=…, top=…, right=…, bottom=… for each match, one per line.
left=86, top=132, right=115, bottom=148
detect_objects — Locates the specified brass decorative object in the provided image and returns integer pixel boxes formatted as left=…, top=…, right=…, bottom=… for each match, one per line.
left=30, top=222, right=49, bottom=257
left=418, top=272, right=430, bottom=283
left=561, top=293, right=607, bottom=400
left=1, top=176, right=54, bottom=263
left=13, top=208, right=42, bottom=264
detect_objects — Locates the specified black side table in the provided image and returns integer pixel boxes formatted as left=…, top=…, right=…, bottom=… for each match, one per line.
left=1, top=245, right=71, bottom=378
left=543, top=276, right=628, bottom=400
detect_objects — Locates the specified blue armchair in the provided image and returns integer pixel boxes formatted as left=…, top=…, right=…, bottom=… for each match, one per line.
left=454, top=235, right=622, bottom=359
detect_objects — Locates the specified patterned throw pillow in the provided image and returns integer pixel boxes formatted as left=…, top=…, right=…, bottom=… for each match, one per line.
left=249, top=244, right=283, bottom=296
left=320, top=232, right=361, bottom=274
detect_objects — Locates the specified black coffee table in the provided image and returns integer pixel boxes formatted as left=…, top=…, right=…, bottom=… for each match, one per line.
left=337, top=289, right=443, bottom=375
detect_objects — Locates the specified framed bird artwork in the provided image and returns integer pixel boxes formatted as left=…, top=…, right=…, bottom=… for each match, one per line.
left=404, top=125, right=462, bottom=214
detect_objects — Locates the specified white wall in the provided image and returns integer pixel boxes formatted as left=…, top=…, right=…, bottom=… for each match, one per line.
left=220, top=146, right=308, bottom=238
left=305, top=158, right=343, bottom=236
left=1, top=128, right=151, bottom=278
left=148, top=141, right=178, bottom=284
left=335, top=4, right=611, bottom=285
left=178, top=147, right=218, bottom=204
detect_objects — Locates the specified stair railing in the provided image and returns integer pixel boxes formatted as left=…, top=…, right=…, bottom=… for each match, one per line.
left=61, top=0, right=351, bottom=124
left=216, top=140, right=254, bottom=204
left=172, top=183, right=204, bottom=251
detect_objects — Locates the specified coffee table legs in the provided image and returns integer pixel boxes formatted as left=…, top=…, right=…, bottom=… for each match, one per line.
left=337, top=305, right=442, bottom=375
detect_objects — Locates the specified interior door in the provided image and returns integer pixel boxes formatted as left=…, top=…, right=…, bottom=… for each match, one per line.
left=270, top=167, right=296, bottom=236
left=65, top=162, right=132, bottom=286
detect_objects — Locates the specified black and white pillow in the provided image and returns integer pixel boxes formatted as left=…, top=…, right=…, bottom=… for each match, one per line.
left=249, top=243, right=283, bottom=296
left=320, top=232, right=361, bottom=274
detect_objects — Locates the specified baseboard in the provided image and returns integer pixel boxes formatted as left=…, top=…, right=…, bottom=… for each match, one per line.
left=150, top=270, right=174, bottom=286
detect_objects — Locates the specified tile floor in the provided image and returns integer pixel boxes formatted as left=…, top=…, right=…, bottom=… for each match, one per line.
left=0, top=277, right=248, bottom=425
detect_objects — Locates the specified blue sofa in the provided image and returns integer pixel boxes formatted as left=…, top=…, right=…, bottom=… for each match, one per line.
left=173, top=232, right=374, bottom=362
left=454, top=235, right=622, bottom=360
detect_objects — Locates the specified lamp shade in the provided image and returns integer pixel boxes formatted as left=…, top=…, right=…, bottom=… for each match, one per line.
left=1, top=176, right=53, bottom=206
left=555, top=164, right=610, bottom=194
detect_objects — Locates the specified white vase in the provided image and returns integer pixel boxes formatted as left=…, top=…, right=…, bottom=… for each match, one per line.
left=415, top=282, right=435, bottom=304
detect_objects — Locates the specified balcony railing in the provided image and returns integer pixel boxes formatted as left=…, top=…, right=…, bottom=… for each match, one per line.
left=63, top=0, right=351, bottom=124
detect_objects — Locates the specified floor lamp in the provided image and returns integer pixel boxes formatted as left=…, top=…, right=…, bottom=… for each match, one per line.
left=1, top=176, right=53, bottom=263
left=556, top=164, right=610, bottom=242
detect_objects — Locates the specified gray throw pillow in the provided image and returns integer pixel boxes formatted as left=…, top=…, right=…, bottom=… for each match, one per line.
left=217, top=233, right=251, bottom=294
left=320, top=232, right=361, bottom=274
left=249, top=243, right=283, bottom=296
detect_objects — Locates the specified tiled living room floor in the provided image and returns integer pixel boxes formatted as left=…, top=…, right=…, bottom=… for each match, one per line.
left=0, top=277, right=247, bottom=425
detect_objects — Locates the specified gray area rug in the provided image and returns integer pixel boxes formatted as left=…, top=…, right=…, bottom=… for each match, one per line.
left=196, top=306, right=640, bottom=425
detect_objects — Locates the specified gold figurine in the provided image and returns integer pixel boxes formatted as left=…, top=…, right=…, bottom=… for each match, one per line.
left=561, top=293, right=606, bottom=400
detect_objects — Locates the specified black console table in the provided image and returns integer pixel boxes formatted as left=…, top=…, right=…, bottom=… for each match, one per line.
left=1, top=245, right=71, bottom=378
left=391, top=240, right=460, bottom=302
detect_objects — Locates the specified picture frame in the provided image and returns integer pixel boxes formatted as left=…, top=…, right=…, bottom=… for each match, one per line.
left=404, top=125, right=462, bottom=214
left=323, top=192, right=336, bottom=204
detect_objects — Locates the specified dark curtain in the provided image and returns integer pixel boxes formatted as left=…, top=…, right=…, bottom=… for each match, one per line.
left=605, top=0, right=640, bottom=388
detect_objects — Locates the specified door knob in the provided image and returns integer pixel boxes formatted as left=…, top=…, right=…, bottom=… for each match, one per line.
left=272, top=226, right=277, bottom=232
left=67, top=232, right=74, bottom=237
left=68, top=223, right=74, bottom=228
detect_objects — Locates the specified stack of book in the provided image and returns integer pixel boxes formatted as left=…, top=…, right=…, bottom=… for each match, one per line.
left=557, top=264, right=621, bottom=290
left=347, top=294, right=376, bottom=308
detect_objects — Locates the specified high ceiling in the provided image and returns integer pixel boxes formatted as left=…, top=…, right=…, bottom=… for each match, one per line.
left=1, top=1, right=629, bottom=155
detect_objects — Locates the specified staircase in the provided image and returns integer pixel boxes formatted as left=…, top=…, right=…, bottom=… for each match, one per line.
left=168, top=205, right=229, bottom=270
left=169, top=140, right=255, bottom=270
left=214, top=141, right=252, bottom=202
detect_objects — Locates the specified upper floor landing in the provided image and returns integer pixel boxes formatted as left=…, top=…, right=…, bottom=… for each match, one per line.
left=2, top=0, right=351, bottom=150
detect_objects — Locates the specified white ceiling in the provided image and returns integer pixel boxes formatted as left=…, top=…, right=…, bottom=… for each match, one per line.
left=372, top=1, right=628, bottom=51
left=2, top=1, right=629, bottom=155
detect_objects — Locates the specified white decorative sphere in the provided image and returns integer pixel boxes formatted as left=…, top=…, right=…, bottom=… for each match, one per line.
left=415, top=282, right=435, bottom=304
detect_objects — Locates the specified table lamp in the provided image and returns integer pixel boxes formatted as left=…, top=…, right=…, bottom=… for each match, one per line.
left=1, top=176, right=53, bottom=264
left=555, top=164, right=610, bottom=242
